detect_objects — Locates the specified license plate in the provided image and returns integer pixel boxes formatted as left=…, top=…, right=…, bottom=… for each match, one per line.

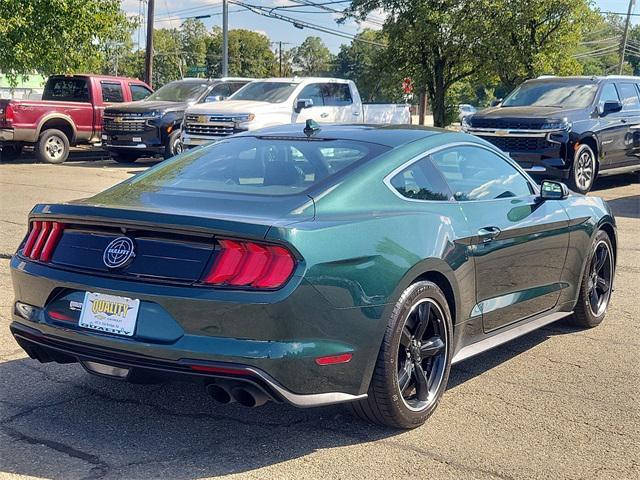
left=132, top=137, right=142, bottom=142
left=78, top=292, right=140, bottom=337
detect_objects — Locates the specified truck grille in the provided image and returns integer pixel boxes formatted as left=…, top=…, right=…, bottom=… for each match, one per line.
left=478, top=135, right=555, bottom=152
left=185, top=114, right=237, bottom=137
left=470, top=118, right=548, bottom=130
left=103, top=116, right=147, bottom=133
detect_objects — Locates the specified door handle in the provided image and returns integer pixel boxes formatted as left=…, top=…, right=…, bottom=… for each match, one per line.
left=478, top=226, right=502, bottom=243
left=353, top=111, right=360, bottom=116
left=320, top=112, right=329, bottom=118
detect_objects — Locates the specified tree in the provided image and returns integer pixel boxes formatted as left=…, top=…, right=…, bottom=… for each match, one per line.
left=0, top=0, right=133, bottom=86
left=333, top=30, right=403, bottom=102
left=292, top=36, right=333, bottom=76
left=151, top=28, right=184, bottom=86
left=207, top=28, right=278, bottom=78
left=487, top=0, right=595, bottom=91
left=181, top=19, right=208, bottom=74
left=348, top=1, right=496, bottom=127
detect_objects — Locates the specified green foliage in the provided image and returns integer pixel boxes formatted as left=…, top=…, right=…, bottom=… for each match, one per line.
left=292, top=36, right=334, bottom=76
left=0, top=0, right=133, bottom=86
left=333, top=30, right=404, bottom=102
left=207, top=28, right=278, bottom=78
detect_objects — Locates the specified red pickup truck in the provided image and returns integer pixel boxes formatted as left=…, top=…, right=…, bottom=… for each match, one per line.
left=0, top=75, right=152, bottom=163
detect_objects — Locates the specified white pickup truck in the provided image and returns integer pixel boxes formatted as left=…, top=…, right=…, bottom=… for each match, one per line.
left=182, top=77, right=411, bottom=147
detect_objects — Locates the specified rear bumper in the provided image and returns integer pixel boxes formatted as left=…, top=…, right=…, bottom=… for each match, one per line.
left=9, top=254, right=381, bottom=401
left=10, top=321, right=365, bottom=407
left=0, top=128, right=14, bottom=142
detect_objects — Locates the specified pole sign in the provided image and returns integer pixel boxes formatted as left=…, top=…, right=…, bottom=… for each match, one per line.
left=402, top=77, right=414, bottom=94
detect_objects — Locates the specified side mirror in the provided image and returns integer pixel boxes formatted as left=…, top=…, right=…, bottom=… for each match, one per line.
left=540, top=180, right=570, bottom=200
left=205, top=95, right=225, bottom=103
left=599, top=100, right=623, bottom=116
left=295, top=98, right=313, bottom=113
left=491, top=98, right=503, bottom=107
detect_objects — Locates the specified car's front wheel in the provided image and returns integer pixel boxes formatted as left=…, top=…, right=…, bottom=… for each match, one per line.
left=569, top=144, right=597, bottom=194
left=350, top=281, right=453, bottom=429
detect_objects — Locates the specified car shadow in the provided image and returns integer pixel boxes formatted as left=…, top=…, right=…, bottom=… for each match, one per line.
left=0, top=357, right=400, bottom=479
left=591, top=172, right=638, bottom=192
left=603, top=195, right=639, bottom=219
left=448, top=321, right=582, bottom=389
left=1, top=149, right=161, bottom=169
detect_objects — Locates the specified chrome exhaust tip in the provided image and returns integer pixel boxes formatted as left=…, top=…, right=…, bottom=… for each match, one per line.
left=206, top=383, right=234, bottom=404
left=231, top=385, right=269, bottom=408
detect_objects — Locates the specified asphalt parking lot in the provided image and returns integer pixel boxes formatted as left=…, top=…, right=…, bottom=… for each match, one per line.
left=0, top=154, right=638, bottom=480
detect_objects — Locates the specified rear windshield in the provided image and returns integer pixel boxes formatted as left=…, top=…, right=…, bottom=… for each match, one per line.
left=42, top=77, right=90, bottom=102
left=230, top=82, right=299, bottom=103
left=130, top=136, right=390, bottom=196
left=502, top=80, right=598, bottom=108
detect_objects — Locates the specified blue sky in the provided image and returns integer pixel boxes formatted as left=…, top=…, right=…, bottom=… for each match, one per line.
left=122, top=0, right=639, bottom=53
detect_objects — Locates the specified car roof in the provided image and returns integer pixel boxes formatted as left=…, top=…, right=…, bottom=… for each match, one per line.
left=237, top=124, right=447, bottom=148
left=49, top=74, right=146, bottom=83
left=528, top=75, right=640, bottom=84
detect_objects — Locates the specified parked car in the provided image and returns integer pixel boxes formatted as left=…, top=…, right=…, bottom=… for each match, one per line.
left=0, top=75, right=152, bottom=163
left=457, top=103, right=476, bottom=121
left=462, top=75, right=640, bottom=194
left=10, top=123, right=616, bottom=429
left=181, top=77, right=411, bottom=147
left=103, top=77, right=251, bottom=163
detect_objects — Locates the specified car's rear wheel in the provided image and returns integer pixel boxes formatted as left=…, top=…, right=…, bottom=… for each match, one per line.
left=568, top=230, right=614, bottom=328
left=36, top=129, right=70, bottom=164
left=350, top=281, right=453, bottom=429
left=569, top=144, right=597, bottom=194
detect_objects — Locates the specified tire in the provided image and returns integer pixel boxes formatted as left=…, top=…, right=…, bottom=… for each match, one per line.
left=112, top=151, right=140, bottom=163
left=36, top=129, right=70, bottom=164
left=568, top=230, right=614, bottom=328
left=350, top=281, right=453, bottom=429
left=0, top=144, right=23, bottom=161
left=164, top=130, right=183, bottom=159
left=568, top=144, right=597, bottom=194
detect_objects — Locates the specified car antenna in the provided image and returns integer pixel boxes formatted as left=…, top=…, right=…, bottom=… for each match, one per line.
left=304, top=119, right=320, bottom=137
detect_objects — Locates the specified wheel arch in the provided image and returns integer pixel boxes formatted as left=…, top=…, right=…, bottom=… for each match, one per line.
left=36, top=115, right=77, bottom=143
left=599, top=221, right=617, bottom=265
left=577, top=134, right=599, bottom=165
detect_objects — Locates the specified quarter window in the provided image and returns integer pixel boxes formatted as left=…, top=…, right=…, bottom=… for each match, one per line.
left=430, top=146, right=533, bottom=201
left=389, top=158, right=451, bottom=201
left=101, top=82, right=124, bottom=103
left=618, top=83, right=640, bottom=109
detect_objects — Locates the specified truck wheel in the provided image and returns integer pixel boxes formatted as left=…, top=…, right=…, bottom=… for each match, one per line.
left=0, top=144, right=23, bottom=162
left=568, top=144, right=597, bottom=194
left=112, top=151, right=140, bottom=163
left=36, top=129, right=70, bottom=164
left=164, top=130, right=183, bottom=159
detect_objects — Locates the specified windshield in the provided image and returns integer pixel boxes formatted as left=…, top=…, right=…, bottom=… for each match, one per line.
left=146, top=81, right=209, bottom=102
left=230, top=82, right=299, bottom=103
left=502, top=81, right=598, bottom=108
left=129, top=136, right=390, bottom=196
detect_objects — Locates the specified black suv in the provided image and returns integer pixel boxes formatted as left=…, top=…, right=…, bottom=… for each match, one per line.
left=103, top=78, right=251, bottom=162
left=463, top=76, right=640, bottom=193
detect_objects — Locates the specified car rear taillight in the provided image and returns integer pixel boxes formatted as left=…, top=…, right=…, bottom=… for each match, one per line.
left=0, top=103, right=14, bottom=126
left=202, top=239, right=296, bottom=289
left=22, top=221, right=65, bottom=262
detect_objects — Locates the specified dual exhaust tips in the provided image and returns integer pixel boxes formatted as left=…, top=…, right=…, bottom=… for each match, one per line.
left=206, top=381, right=271, bottom=408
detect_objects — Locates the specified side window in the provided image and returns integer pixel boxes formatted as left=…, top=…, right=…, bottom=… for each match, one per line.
left=130, top=84, right=152, bottom=101
left=297, top=84, right=324, bottom=107
left=101, top=82, right=124, bottom=103
left=323, top=83, right=353, bottom=106
left=229, top=82, right=248, bottom=95
left=430, top=146, right=533, bottom=201
left=618, top=83, right=640, bottom=109
left=599, top=83, right=620, bottom=106
left=389, top=157, right=451, bottom=201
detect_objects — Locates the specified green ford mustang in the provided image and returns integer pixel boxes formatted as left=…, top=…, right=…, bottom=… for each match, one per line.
left=9, top=123, right=616, bottom=429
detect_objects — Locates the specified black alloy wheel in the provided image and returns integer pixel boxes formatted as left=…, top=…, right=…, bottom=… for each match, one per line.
left=397, top=298, right=448, bottom=411
left=350, top=281, right=453, bottom=429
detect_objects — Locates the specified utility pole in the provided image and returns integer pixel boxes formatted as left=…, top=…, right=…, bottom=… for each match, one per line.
left=279, top=41, right=283, bottom=76
left=144, top=0, right=155, bottom=87
left=222, top=0, right=229, bottom=76
left=619, top=0, right=636, bottom=74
